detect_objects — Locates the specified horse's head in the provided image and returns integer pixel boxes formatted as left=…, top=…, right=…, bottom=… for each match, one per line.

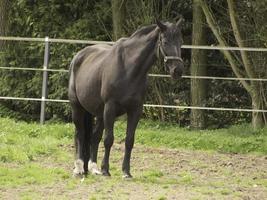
left=156, top=18, right=184, bottom=79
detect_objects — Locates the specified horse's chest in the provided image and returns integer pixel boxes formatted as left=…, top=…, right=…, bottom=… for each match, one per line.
left=121, top=91, right=141, bottom=103
left=119, top=83, right=146, bottom=105
left=102, top=72, right=147, bottom=105
left=107, top=82, right=141, bottom=98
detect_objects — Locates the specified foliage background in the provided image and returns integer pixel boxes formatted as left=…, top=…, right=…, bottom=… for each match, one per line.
left=0, top=0, right=266, bottom=127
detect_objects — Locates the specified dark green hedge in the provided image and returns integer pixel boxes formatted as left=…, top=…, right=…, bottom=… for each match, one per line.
left=0, top=0, right=255, bottom=127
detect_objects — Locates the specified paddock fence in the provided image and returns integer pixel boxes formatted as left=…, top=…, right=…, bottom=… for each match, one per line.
left=0, top=36, right=267, bottom=124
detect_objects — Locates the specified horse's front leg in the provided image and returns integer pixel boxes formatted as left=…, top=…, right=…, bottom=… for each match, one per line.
left=122, top=105, right=143, bottom=178
left=101, top=101, right=116, bottom=176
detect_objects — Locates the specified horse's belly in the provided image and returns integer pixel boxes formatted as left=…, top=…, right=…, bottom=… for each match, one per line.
left=78, top=94, right=104, bottom=117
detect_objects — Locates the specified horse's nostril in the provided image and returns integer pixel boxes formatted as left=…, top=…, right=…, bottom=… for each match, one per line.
left=170, top=67, right=183, bottom=79
left=174, top=67, right=183, bottom=77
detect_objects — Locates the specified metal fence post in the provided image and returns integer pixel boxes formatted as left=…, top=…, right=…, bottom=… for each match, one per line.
left=40, top=36, right=49, bottom=124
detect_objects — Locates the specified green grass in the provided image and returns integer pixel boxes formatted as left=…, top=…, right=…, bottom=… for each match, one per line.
left=1, top=117, right=266, bottom=199
left=0, top=118, right=73, bottom=163
left=115, top=119, right=267, bottom=154
left=0, top=163, right=70, bottom=187
left=0, top=117, right=266, bottom=166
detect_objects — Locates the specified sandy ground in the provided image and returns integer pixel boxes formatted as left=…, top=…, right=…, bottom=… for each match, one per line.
left=1, top=143, right=267, bottom=200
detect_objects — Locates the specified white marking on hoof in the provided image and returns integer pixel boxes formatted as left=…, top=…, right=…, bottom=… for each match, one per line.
left=80, top=177, right=85, bottom=183
left=88, top=160, right=102, bottom=175
left=73, top=159, right=84, bottom=176
left=122, top=174, right=133, bottom=179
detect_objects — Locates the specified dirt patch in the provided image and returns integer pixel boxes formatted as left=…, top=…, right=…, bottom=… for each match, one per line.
left=1, top=143, right=266, bottom=200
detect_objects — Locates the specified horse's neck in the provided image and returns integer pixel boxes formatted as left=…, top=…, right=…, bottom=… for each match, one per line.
left=123, top=27, right=159, bottom=78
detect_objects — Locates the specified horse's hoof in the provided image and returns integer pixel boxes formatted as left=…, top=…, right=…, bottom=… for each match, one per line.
left=73, top=159, right=84, bottom=177
left=88, top=160, right=102, bottom=175
left=92, top=169, right=102, bottom=175
left=72, top=171, right=84, bottom=178
left=101, top=170, right=111, bottom=176
left=122, top=173, right=133, bottom=179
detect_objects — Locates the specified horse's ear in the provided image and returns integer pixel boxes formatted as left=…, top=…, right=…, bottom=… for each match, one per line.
left=176, top=16, right=184, bottom=28
left=156, top=19, right=167, bottom=32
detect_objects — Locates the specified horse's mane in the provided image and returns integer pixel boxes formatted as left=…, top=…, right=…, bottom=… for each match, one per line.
left=129, top=24, right=157, bottom=38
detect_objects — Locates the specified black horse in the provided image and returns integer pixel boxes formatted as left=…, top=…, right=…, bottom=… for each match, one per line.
left=68, top=19, right=184, bottom=178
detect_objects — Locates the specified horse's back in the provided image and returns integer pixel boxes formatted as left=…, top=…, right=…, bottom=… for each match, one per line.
left=69, top=44, right=112, bottom=86
left=71, top=44, right=111, bottom=70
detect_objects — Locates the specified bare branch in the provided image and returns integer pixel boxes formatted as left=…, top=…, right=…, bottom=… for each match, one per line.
left=199, top=0, right=251, bottom=92
left=227, top=0, right=256, bottom=79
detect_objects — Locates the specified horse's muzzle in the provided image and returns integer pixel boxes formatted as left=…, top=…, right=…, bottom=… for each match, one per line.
left=170, top=65, right=183, bottom=79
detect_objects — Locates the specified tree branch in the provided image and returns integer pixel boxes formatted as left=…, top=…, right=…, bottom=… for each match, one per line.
left=199, top=0, right=251, bottom=92
left=227, top=0, right=256, bottom=80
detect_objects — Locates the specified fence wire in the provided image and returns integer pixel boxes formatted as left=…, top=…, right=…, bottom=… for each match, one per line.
left=1, top=66, right=267, bottom=82
left=0, top=96, right=266, bottom=113
left=0, top=36, right=267, bottom=115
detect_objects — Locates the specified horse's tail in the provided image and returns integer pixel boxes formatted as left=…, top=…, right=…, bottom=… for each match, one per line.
left=69, top=52, right=94, bottom=172
left=68, top=50, right=86, bottom=102
left=68, top=56, right=78, bottom=102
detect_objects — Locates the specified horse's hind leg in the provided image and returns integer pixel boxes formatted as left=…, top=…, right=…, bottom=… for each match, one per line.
left=83, top=112, right=93, bottom=174
left=89, top=117, right=104, bottom=175
left=71, top=102, right=91, bottom=176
